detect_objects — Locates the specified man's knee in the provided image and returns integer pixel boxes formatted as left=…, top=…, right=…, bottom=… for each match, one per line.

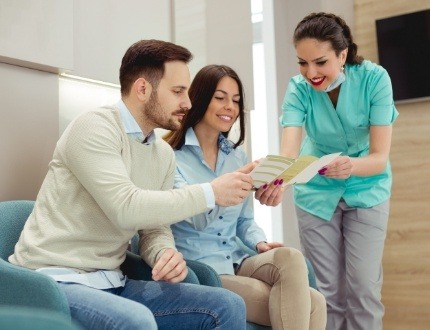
left=126, top=312, right=157, bottom=330
left=219, top=287, right=246, bottom=312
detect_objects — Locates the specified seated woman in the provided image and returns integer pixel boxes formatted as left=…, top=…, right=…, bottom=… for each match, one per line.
left=166, top=64, right=327, bottom=330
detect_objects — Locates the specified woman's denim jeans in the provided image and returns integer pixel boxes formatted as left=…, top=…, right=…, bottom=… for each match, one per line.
left=58, top=278, right=246, bottom=329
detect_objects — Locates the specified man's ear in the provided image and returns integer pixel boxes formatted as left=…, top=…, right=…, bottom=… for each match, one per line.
left=134, top=77, right=152, bottom=102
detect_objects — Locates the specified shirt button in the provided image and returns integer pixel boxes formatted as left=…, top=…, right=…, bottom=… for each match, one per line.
left=226, top=256, right=230, bottom=259
left=222, top=241, right=226, bottom=245
left=217, top=233, right=221, bottom=236
left=219, top=216, right=223, bottom=219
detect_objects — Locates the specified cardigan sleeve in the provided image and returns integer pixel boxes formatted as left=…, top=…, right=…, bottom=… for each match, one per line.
left=62, top=110, right=208, bottom=231
left=137, top=152, right=178, bottom=266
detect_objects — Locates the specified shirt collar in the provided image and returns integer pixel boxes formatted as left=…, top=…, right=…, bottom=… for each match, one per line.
left=116, top=100, right=155, bottom=144
left=184, top=127, right=201, bottom=147
left=184, top=128, right=233, bottom=155
left=218, top=134, right=233, bottom=155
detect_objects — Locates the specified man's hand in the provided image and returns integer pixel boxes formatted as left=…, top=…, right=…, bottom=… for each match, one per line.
left=152, top=248, right=188, bottom=283
left=236, top=160, right=260, bottom=174
left=211, top=172, right=253, bottom=206
left=256, top=241, right=284, bottom=253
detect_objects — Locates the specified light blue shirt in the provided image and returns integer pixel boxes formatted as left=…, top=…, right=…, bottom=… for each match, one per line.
left=280, top=60, right=399, bottom=221
left=116, top=100, right=155, bottom=143
left=171, top=128, right=267, bottom=275
left=38, top=101, right=214, bottom=288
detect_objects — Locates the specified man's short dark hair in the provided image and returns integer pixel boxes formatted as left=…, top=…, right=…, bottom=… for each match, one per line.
left=119, top=39, right=193, bottom=96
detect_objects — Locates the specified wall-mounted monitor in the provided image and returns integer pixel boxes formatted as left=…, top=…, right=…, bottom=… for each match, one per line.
left=375, top=9, right=430, bottom=103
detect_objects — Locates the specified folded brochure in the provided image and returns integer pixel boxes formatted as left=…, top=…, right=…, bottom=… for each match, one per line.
left=250, top=152, right=342, bottom=188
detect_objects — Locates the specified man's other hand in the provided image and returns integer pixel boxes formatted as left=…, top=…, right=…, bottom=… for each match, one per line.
left=152, top=248, right=188, bottom=283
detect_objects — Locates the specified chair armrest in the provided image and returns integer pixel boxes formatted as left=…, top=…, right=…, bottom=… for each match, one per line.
left=121, top=250, right=153, bottom=281
left=185, top=259, right=222, bottom=287
left=121, top=251, right=200, bottom=284
left=0, top=307, right=81, bottom=330
left=0, top=259, right=70, bottom=316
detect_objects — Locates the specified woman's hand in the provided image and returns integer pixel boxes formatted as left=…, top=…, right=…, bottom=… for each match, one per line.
left=254, top=180, right=287, bottom=206
left=319, top=156, right=353, bottom=179
left=256, top=241, right=284, bottom=253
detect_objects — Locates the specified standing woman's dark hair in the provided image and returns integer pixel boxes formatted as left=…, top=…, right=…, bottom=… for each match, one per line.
left=167, top=64, right=246, bottom=150
left=294, top=12, right=363, bottom=65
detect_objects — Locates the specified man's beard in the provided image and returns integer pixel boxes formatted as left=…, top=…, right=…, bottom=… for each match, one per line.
left=143, top=92, right=185, bottom=131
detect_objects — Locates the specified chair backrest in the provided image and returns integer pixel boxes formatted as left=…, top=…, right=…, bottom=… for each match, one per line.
left=0, top=200, right=72, bottom=316
left=0, top=200, right=35, bottom=260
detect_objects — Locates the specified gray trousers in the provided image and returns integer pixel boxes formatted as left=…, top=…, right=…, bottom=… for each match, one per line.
left=296, top=199, right=389, bottom=330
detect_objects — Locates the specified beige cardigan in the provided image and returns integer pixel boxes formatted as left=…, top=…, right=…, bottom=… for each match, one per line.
left=9, top=106, right=207, bottom=272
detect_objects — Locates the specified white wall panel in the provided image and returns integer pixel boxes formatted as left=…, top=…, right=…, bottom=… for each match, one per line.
left=0, top=0, right=73, bottom=73
left=72, top=0, right=171, bottom=84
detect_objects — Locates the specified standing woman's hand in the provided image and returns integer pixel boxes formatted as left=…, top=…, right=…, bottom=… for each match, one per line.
left=318, top=156, right=353, bottom=179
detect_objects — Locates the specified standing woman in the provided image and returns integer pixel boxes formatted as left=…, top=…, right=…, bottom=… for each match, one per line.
left=279, top=12, right=398, bottom=330
left=167, top=64, right=327, bottom=330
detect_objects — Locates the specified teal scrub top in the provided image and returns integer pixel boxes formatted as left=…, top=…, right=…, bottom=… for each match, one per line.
left=279, top=60, right=398, bottom=221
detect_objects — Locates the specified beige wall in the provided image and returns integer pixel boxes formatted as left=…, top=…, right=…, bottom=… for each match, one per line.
left=354, top=1, right=430, bottom=329
left=0, top=63, right=59, bottom=201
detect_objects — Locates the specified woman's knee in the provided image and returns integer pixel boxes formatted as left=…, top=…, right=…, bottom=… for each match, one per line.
left=272, top=247, right=307, bottom=272
left=310, top=288, right=327, bottom=330
left=310, top=288, right=327, bottom=313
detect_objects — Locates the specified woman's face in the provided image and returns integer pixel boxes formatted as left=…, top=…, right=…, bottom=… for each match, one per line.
left=295, top=38, right=347, bottom=91
left=200, top=76, right=240, bottom=134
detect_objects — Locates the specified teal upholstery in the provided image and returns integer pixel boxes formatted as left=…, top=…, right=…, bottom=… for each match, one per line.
left=0, top=307, right=81, bottom=330
left=0, top=200, right=79, bottom=329
left=0, top=200, right=70, bottom=314
left=0, top=200, right=36, bottom=261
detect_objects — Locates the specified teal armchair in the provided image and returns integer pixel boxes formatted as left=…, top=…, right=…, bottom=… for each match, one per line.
left=0, top=200, right=80, bottom=329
